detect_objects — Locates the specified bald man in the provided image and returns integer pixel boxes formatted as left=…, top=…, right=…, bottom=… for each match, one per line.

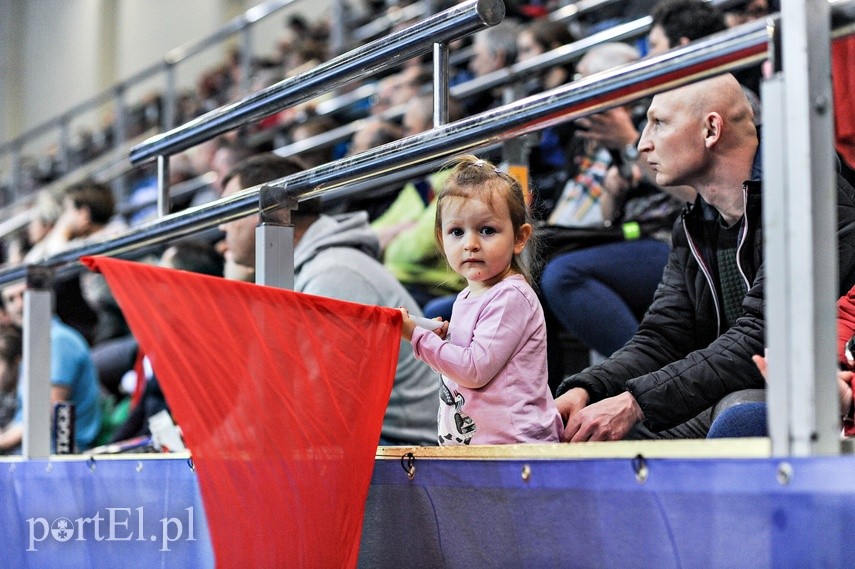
left=555, top=74, right=855, bottom=441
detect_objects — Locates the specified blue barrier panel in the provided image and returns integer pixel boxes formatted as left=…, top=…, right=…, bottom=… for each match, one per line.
left=360, top=454, right=855, bottom=568
left=3, top=454, right=855, bottom=567
left=1, top=457, right=213, bottom=568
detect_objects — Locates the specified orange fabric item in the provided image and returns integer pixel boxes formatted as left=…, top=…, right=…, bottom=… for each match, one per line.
left=82, top=256, right=400, bottom=568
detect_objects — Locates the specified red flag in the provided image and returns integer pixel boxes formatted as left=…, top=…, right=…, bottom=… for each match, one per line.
left=82, top=256, right=399, bottom=568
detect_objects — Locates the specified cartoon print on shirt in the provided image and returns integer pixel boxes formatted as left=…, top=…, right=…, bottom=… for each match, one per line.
left=438, top=376, right=476, bottom=444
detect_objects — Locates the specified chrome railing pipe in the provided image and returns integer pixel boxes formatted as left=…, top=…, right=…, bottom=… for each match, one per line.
left=129, top=0, right=505, bottom=165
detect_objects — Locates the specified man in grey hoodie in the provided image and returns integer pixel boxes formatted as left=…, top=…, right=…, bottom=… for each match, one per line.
left=219, top=153, right=438, bottom=446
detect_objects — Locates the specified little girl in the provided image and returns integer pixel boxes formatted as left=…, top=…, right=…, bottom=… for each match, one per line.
left=399, top=155, right=562, bottom=445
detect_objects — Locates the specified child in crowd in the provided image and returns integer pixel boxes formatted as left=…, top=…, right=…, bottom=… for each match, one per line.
left=399, top=155, right=562, bottom=445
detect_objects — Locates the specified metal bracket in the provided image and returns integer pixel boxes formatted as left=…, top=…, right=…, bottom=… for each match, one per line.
left=259, top=183, right=298, bottom=225
left=25, top=265, right=54, bottom=292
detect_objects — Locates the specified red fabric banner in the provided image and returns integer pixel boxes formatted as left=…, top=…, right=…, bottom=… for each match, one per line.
left=833, top=35, right=855, bottom=169
left=82, top=256, right=400, bottom=568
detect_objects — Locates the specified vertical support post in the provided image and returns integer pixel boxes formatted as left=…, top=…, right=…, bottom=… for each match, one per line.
left=10, top=144, right=23, bottom=202
left=256, top=185, right=296, bottom=290
left=164, top=62, right=177, bottom=131
left=764, top=0, right=838, bottom=456
left=58, top=117, right=71, bottom=174
left=433, top=42, right=449, bottom=128
left=113, top=86, right=126, bottom=151
left=240, top=25, right=253, bottom=97
left=157, top=154, right=171, bottom=218
left=329, top=0, right=348, bottom=57
left=762, top=73, right=791, bottom=456
left=256, top=224, right=295, bottom=289
left=21, top=267, right=54, bottom=459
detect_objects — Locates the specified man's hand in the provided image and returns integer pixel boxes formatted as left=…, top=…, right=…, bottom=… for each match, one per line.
left=555, top=387, right=589, bottom=438
left=563, top=391, right=644, bottom=442
left=574, top=107, right=639, bottom=150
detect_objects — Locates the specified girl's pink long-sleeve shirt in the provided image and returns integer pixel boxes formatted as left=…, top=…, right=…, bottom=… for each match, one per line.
left=412, top=275, right=562, bottom=445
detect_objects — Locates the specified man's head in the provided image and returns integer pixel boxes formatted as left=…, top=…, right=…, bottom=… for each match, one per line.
left=218, top=154, right=308, bottom=268
left=291, top=114, right=341, bottom=168
left=160, top=241, right=225, bottom=277
left=469, top=20, right=521, bottom=77
left=371, top=67, right=428, bottom=116
left=517, top=20, right=575, bottom=62
left=62, top=181, right=116, bottom=237
left=648, top=0, right=727, bottom=55
left=402, top=94, right=463, bottom=137
left=347, top=119, right=402, bottom=156
left=637, top=74, right=757, bottom=215
left=28, top=190, right=62, bottom=245
left=576, top=42, right=640, bottom=78
left=210, top=141, right=254, bottom=193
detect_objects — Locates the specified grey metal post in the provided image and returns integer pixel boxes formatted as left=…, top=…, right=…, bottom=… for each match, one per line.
left=240, top=26, right=253, bottom=97
left=10, top=145, right=23, bottom=202
left=330, top=0, right=348, bottom=57
left=113, top=86, right=127, bottom=152
left=164, top=63, right=177, bottom=131
left=157, top=155, right=171, bottom=218
left=21, top=267, right=54, bottom=458
left=256, top=185, right=296, bottom=289
left=58, top=118, right=71, bottom=174
left=433, top=42, right=450, bottom=127
left=764, top=0, right=839, bottom=456
left=762, top=74, right=791, bottom=456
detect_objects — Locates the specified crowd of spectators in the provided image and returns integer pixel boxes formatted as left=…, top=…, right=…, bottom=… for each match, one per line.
left=0, top=0, right=853, bottom=452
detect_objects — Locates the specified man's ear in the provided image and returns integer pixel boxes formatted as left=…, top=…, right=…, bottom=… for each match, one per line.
left=703, top=112, right=724, bottom=148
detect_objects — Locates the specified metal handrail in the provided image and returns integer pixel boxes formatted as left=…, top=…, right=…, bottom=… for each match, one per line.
left=0, top=17, right=774, bottom=287
left=452, top=16, right=652, bottom=100
left=0, top=0, right=298, bottom=158
left=129, top=0, right=505, bottom=165
left=259, top=17, right=654, bottom=163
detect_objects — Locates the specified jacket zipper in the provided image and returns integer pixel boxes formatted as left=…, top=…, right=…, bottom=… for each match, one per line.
left=684, top=215, right=722, bottom=338
left=684, top=183, right=753, bottom=338
left=734, top=183, right=751, bottom=292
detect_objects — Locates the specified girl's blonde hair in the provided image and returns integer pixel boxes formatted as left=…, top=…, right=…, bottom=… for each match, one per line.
left=434, top=155, right=535, bottom=282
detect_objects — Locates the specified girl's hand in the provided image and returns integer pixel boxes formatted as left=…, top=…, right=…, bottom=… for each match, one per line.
left=398, top=307, right=416, bottom=342
left=434, top=320, right=449, bottom=340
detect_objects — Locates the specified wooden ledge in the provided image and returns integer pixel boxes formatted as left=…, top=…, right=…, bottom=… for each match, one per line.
left=376, top=437, right=772, bottom=460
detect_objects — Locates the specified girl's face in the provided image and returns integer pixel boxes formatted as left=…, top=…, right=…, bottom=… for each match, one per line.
left=440, top=195, right=530, bottom=296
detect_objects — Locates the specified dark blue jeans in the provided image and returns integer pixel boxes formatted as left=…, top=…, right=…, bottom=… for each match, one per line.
left=540, top=238, right=670, bottom=356
left=707, top=403, right=768, bottom=438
